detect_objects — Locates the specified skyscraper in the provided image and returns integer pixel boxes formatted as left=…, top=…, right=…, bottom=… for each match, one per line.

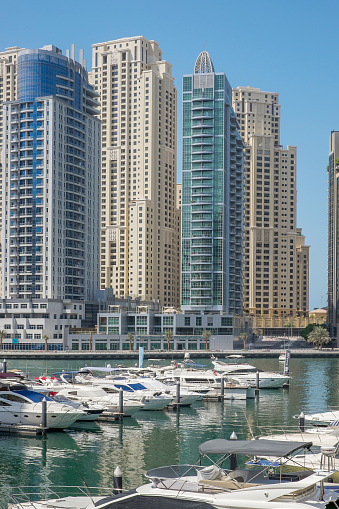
left=181, top=51, right=244, bottom=313
left=90, top=36, right=181, bottom=308
left=232, top=86, right=309, bottom=318
left=0, top=47, right=23, bottom=286
left=0, top=45, right=101, bottom=347
left=328, top=131, right=339, bottom=338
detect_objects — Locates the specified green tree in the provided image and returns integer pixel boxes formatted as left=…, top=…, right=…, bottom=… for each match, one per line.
left=0, top=330, right=6, bottom=350
left=164, top=330, right=173, bottom=351
left=202, top=330, right=211, bottom=350
left=43, top=334, right=49, bottom=351
left=307, top=326, right=331, bottom=349
left=240, top=332, right=247, bottom=349
left=127, top=332, right=134, bottom=351
left=300, top=323, right=327, bottom=341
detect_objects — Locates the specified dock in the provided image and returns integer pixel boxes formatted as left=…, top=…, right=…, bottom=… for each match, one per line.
left=0, top=424, right=46, bottom=435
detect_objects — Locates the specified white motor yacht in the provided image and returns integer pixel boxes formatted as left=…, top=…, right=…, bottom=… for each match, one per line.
left=51, top=384, right=144, bottom=417
left=100, top=380, right=173, bottom=410
left=301, top=409, right=339, bottom=427
left=212, top=359, right=290, bottom=388
left=75, top=369, right=173, bottom=410
left=116, top=374, right=203, bottom=406
left=155, top=366, right=255, bottom=400
left=0, top=386, right=84, bottom=428
left=257, top=427, right=339, bottom=481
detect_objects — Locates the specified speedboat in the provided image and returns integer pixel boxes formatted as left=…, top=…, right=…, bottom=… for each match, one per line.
left=9, top=439, right=339, bottom=509
left=300, top=410, right=339, bottom=427
left=212, top=359, right=290, bottom=388
left=257, top=427, right=339, bottom=481
left=0, top=386, right=84, bottom=428
left=279, top=351, right=287, bottom=362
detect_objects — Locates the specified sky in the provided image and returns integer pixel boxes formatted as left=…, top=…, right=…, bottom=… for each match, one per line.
left=0, top=0, right=336, bottom=311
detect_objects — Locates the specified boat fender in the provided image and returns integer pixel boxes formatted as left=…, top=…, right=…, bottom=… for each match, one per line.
left=213, top=371, right=217, bottom=376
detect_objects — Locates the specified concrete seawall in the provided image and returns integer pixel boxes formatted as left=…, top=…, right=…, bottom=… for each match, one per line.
left=0, top=348, right=338, bottom=360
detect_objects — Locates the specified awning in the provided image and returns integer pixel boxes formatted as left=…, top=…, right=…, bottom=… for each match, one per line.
left=198, top=439, right=312, bottom=457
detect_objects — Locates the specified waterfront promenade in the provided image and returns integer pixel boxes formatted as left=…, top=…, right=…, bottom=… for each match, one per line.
left=1, top=348, right=339, bottom=360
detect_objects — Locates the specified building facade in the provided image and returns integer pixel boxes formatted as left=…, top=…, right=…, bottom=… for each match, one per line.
left=69, top=301, right=240, bottom=352
left=232, top=86, right=309, bottom=318
left=0, top=47, right=23, bottom=287
left=0, top=45, right=101, bottom=348
left=90, top=36, right=181, bottom=308
left=181, top=51, right=244, bottom=314
left=328, top=130, right=339, bottom=338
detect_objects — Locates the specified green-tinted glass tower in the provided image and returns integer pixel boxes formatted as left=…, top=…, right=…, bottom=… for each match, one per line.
left=181, top=51, right=244, bottom=314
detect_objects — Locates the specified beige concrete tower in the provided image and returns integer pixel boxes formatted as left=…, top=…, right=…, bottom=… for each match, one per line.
left=0, top=47, right=21, bottom=149
left=232, top=86, right=309, bottom=317
left=90, top=37, right=180, bottom=308
left=0, top=47, right=22, bottom=290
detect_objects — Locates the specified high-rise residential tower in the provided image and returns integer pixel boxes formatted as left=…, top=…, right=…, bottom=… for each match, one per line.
left=181, top=51, right=244, bottom=314
left=328, top=131, right=339, bottom=338
left=90, top=36, right=181, bottom=308
left=2, top=45, right=100, bottom=301
left=0, top=45, right=101, bottom=347
left=0, top=47, right=23, bottom=285
left=232, top=86, right=309, bottom=318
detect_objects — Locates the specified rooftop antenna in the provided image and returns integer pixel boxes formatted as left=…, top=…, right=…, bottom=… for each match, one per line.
left=320, top=296, right=323, bottom=308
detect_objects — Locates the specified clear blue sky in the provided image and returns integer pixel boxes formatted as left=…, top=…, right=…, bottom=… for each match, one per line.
left=1, top=0, right=336, bottom=311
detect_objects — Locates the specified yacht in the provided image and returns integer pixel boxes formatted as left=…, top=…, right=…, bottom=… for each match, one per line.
left=279, top=351, right=287, bottom=362
left=9, top=439, right=339, bottom=509
left=154, top=365, right=255, bottom=400
left=257, top=426, right=339, bottom=481
left=212, top=359, right=290, bottom=388
left=48, top=384, right=144, bottom=417
left=300, top=409, right=339, bottom=427
left=0, top=386, right=84, bottom=428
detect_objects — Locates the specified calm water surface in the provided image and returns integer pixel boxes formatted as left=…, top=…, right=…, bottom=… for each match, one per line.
left=1, top=356, right=338, bottom=507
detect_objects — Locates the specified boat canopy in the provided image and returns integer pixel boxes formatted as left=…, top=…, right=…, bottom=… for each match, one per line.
left=79, top=366, right=116, bottom=372
left=198, top=439, right=312, bottom=457
left=13, top=390, right=52, bottom=402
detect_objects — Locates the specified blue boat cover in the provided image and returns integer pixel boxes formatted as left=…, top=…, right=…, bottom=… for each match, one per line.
left=13, top=390, right=52, bottom=402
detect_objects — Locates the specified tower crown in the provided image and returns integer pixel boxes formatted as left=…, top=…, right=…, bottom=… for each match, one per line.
left=194, top=50, right=214, bottom=74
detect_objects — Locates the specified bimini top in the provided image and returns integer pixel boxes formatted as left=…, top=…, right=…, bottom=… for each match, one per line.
left=198, top=439, right=312, bottom=458
left=194, top=51, right=214, bottom=74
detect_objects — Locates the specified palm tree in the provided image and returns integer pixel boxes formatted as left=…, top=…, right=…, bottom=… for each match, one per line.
left=0, top=330, right=6, bottom=350
left=164, top=330, right=173, bottom=351
left=240, top=332, right=247, bottom=349
left=307, top=326, right=331, bottom=350
left=202, top=330, right=211, bottom=350
left=43, top=334, right=49, bottom=351
left=127, top=332, right=134, bottom=351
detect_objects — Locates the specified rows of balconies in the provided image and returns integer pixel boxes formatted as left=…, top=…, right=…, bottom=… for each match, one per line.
left=191, top=173, right=213, bottom=180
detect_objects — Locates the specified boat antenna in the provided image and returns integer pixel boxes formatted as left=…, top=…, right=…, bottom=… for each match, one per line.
left=79, top=473, right=96, bottom=504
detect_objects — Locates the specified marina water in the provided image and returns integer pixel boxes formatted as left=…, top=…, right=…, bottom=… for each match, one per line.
left=0, top=356, right=338, bottom=507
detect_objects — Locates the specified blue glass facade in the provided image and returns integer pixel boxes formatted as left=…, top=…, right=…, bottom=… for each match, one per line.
left=182, top=53, right=244, bottom=314
left=18, top=49, right=86, bottom=110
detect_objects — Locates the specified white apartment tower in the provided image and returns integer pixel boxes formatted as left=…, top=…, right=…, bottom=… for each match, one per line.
left=2, top=46, right=101, bottom=301
left=232, top=87, right=309, bottom=317
left=90, top=36, right=181, bottom=308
